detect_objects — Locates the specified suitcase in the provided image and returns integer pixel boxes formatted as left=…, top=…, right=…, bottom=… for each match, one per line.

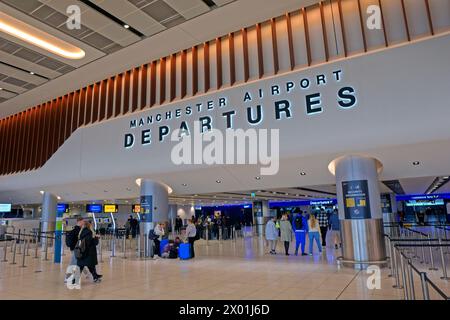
left=159, top=239, right=169, bottom=256
left=179, top=243, right=191, bottom=260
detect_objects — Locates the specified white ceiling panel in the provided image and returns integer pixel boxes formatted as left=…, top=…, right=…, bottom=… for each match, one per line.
left=399, top=176, right=437, bottom=195
left=0, top=90, right=16, bottom=99
left=0, top=64, right=46, bottom=85
left=0, top=81, right=27, bottom=94
left=0, top=52, right=61, bottom=79
left=92, top=0, right=166, bottom=36
left=164, top=0, right=210, bottom=20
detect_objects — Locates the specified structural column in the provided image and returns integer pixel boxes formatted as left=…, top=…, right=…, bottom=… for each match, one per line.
left=41, top=192, right=57, bottom=249
left=168, top=204, right=177, bottom=238
left=138, top=179, right=169, bottom=257
left=253, top=200, right=270, bottom=236
left=330, top=155, right=387, bottom=268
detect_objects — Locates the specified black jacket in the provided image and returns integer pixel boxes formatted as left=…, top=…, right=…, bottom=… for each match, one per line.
left=66, top=225, right=81, bottom=251
left=76, top=228, right=99, bottom=267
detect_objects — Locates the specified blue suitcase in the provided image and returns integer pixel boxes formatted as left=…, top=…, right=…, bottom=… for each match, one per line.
left=160, top=239, right=169, bottom=256
left=179, top=243, right=191, bottom=260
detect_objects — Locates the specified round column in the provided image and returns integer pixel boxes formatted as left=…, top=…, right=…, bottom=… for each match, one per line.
left=138, top=179, right=169, bottom=257
left=168, top=204, right=177, bottom=238
left=330, top=155, right=387, bottom=268
left=41, top=192, right=57, bottom=249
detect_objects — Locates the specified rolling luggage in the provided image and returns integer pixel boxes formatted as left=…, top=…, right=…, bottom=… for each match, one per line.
left=159, top=239, right=169, bottom=256
left=179, top=243, right=191, bottom=260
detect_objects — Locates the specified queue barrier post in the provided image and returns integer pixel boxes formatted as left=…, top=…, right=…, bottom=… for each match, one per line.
left=110, top=236, right=116, bottom=257
left=407, top=259, right=415, bottom=300
left=392, top=246, right=402, bottom=289
left=428, top=236, right=438, bottom=271
left=1, top=240, right=8, bottom=262
left=20, top=240, right=27, bottom=268
left=122, top=235, right=127, bottom=259
left=43, top=237, right=49, bottom=261
left=420, top=273, right=430, bottom=300
left=400, top=253, right=409, bottom=299
left=10, top=240, right=17, bottom=265
left=17, top=230, right=22, bottom=255
left=438, top=239, right=449, bottom=280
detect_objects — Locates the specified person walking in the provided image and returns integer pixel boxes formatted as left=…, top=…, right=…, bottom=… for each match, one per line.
left=64, top=217, right=84, bottom=283
left=279, top=214, right=293, bottom=256
left=308, top=214, right=322, bottom=255
left=265, top=216, right=278, bottom=254
left=329, top=209, right=342, bottom=249
left=76, top=221, right=103, bottom=282
left=153, top=222, right=165, bottom=257
left=185, top=219, right=197, bottom=258
left=293, top=211, right=308, bottom=256
left=317, top=209, right=329, bottom=247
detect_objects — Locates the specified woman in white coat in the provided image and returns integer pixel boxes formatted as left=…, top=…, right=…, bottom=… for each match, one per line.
left=265, top=217, right=278, bottom=254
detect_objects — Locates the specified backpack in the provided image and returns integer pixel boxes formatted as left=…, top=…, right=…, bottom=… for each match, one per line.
left=74, top=233, right=87, bottom=260
left=294, top=217, right=303, bottom=230
left=148, top=230, right=158, bottom=241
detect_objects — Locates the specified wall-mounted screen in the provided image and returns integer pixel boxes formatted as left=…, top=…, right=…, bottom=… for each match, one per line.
left=0, top=204, right=11, bottom=213
left=57, top=204, right=69, bottom=213
left=86, top=204, right=102, bottom=213
left=132, top=204, right=141, bottom=213
left=103, top=204, right=118, bottom=213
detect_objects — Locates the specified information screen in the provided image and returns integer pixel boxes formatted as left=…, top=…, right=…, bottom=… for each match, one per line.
left=57, top=204, right=69, bottom=213
left=86, top=204, right=102, bottom=213
left=0, top=204, right=11, bottom=213
left=103, top=204, right=118, bottom=213
left=132, top=204, right=141, bottom=213
left=342, top=180, right=371, bottom=219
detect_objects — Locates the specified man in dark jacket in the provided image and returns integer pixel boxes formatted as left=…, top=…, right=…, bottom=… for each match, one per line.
left=64, top=217, right=84, bottom=283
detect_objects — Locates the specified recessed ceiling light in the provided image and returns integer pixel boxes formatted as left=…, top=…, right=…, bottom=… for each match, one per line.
left=255, top=176, right=261, bottom=180
left=412, top=161, right=420, bottom=166
left=0, top=12, right=85, bottom=59
left=29, top=71, right=34, bottom=75
left=182, top=183, right=187, bottom=187
left=124, top=24, right=130, bottom=29
left=39, top=190, right=44, bottom=194
left=57, top=196, right=61, bottom=200
left=126, top=187, right=131, bottom=191
left=300, top=172, right=306, bottom=176
left=216, top=180, right=222, bottom=184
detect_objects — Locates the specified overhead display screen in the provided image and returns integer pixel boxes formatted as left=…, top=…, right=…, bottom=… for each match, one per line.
left=405, top=199, right=445, bottom=207
left=0, top=204, right=11, bottom=213
left=103, top=204, right=118, bottom=213
left=57, top=204, right=69, bottom=213
left=132, top=204, right=141, bottom=213
left=86, top=204, right=102, bottom=213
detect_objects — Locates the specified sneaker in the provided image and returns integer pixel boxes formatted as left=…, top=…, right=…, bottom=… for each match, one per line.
left=335, top=244, right=338, bottom=249
left=308, top=253, right=313, bottom=256
left=301, top=253, right=308, bottom=256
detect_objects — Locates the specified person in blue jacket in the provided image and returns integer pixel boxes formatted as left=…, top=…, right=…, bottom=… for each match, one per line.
left=329, top=209, right=341, bottom=249
left=293, top=210, right=308, bottom=256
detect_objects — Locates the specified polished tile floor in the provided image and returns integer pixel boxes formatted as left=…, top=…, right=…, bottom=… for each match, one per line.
left=0, top=235, right=406, bottom=300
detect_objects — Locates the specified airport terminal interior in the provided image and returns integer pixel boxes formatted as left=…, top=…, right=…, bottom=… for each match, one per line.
left=1, top=0, right=450, bottom=301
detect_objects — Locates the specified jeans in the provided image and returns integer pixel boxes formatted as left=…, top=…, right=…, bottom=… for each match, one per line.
left=268, top=240, right=276, bottom=252
left=309, top=232, right=322, bottom=254
left=188, top=237, right=196, bottom=258
left=294, top=231, right=306, bottom=254
left=284, top=241, right=290, bottom=255
left=69, top=250, right=77, bottom=265
left=320, top=226, right=328, bottom=246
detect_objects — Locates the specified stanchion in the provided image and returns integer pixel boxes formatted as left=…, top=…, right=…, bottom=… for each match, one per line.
left=61, top=233, right=66, bottom=256
left=110, top=236, right=116, bottom=257
left=34, top=235, right=39, bottom=259
left=17, top=230, right=22, bottom=255
left=137, top=235, right=140, bottom=258
left=233, top=226, right=236, bottom=242
left=43, top=237, right=49, bottom=261
left=420, top=272, right=430, bottom=300
left=99, top=238, right=103, bottom=263
left=400, top=254, right=409, bottom=299
left=219, top=228, right=222, bottom=244
left=428, top=236, right=438, bottom=270
left=392, top=247, right=402, bottom=289
left=122, top=235, right=127, bottom=259
left=387, top=238, right=393, bottom=277
left=10, top=240, right=17, bottom=265
left=1, top=240, right=8, bottom=262
left=407, top=259, right=415, bottom=299
left=420, top=234, right=426, bottom=263
left=206, top=226, right=209, bottom=246
left=20, top=240, right=27, bottom=268
left=438, top=239, right=449, bottom=280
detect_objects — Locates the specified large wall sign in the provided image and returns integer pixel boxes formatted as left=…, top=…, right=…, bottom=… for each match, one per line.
left=342, top=180, right=371, bottom=219
left=123, top=69, right=357, bottom=149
